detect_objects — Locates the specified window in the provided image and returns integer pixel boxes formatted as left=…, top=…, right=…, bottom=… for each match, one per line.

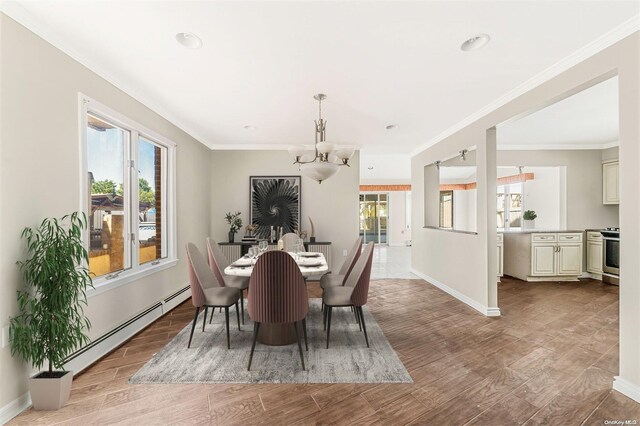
left=439, top=190, right=453, bottom=229
left=497, top=183, right=523, bottom=230
left=81, top=95, right=176, bottom=287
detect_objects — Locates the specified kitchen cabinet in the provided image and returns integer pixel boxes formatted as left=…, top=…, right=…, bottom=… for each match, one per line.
left=603, top=161, right=619, bottom=205
left=497, top=234, right=504, bottom=279
left=504, top=232, right=583, bottom=282
left=586, top=231, right=603, bottom=275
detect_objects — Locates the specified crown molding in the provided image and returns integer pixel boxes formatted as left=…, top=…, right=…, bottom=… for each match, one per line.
left=0, top=3, right=213, bottom=149
left=209, top=144, right=291, bottom=151
left=410, top=14, right=639, bottom=157
left=497, top=140, right=619, bottom=151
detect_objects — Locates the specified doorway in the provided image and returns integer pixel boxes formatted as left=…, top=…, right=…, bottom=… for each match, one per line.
left=359, top=193, right=388, bottom=244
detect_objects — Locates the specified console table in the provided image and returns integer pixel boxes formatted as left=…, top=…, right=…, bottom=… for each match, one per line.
left=218, top=241, right=332, bottom=269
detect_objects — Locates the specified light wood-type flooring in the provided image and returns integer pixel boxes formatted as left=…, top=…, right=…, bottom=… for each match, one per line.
left=10, top=277, right=640, bottom=425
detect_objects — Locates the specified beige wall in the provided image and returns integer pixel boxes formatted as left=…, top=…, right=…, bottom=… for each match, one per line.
left=209, top=150, right=360, bottom=272
left=412, top=32, right=639, bottom=398
left=0, top=14, right=211, bottom=408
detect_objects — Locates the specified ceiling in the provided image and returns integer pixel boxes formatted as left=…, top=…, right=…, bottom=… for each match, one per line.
left=2, top=1, right=638, bottom=167
left=497, top=76, right=619, bottom=148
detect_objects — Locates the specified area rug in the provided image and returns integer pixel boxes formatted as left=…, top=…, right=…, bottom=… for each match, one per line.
left=129, top=299, right=412, bottom=384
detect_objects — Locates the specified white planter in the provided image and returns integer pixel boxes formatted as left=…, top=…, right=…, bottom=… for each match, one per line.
left=29, top=371, right=73, bottom=410
left=523, top=219, right=536, bottom=229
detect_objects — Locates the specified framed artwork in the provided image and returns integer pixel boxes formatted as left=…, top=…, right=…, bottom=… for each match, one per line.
left=249, top=176, right=301, bottom=239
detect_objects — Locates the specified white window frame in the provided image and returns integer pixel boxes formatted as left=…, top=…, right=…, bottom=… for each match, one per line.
left=79, top=93, right=177, bottom=297
left=498, top=182, right=525, bottom=231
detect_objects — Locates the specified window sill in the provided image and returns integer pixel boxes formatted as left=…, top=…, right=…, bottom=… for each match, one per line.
left=87, top=258, right=179, bottom=299
left=423, top=226, right=478, bottom=235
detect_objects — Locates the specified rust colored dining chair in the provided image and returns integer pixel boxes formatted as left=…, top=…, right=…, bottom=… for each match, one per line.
left=320, top=236, right=363, bottom=290
left=206, top=238, right=250, bottom=324
left=322, top=242, right=374, bottom=349
left=247, top=250, right=309, bottom=371
left=281, top=233, right=305, bottom=252
left=185, top=243, right=241, bottom=349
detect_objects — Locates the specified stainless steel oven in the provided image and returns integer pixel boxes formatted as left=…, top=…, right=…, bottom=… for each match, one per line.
left=601, top=228, right=619, bottom=284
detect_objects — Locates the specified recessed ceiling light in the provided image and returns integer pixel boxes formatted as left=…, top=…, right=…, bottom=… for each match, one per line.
left=243, top=125, right=256, bottom=130
left=385, top=124, right=399, bottom=130
left=368, top=166, right=374, bottom=170
left=460, top=34, right=490, bottom=52
left=175, top=32, right=202, bottom=49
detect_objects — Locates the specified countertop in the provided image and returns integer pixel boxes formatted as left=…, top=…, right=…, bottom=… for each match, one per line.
left=499, top=229, right=584, bottom=234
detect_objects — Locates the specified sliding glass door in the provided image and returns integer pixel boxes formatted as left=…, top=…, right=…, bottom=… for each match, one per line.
left=359, top=193, right=388, bottom=244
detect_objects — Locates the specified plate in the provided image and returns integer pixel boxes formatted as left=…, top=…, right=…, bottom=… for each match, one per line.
left=299, top=253, right=320, bottom=258
left=299, top=262, right=323, bottom=268
left=231, top=259, right=252, bottom=267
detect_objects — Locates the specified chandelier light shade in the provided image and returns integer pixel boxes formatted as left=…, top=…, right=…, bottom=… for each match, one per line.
left=289, top=94, right=354, bottom=184
left=300, top=162, right=340, bottom=183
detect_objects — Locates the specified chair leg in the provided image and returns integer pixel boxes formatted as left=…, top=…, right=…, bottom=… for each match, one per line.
left=323, top=304, right=327, bottom=330
left=294, top=321, right=306, bottom=370
left=358, top=307, right=370, bottom=348
left=202, top=307, right=208, bottom=332
left=225, top=307, right=230, bottom=349
left=235, top=302, right=241, bottom=331
left=302, top=318, right=308, bottom=351
left=326, top=307, right=333, bottom=349
left=239, top=289, right=245, bottom=325
left=354, top=306, right=361, bottom=330
left=209, top=306, right=215, bottom=324
left=188, top=307, right=200, bottom=348
left=248, top=322, right=260, bottom=371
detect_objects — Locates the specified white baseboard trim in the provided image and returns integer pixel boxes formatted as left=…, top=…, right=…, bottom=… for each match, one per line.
left=0, top=285, right=191, bottom=424
left=613, top=377, right=640, bottom=403
left=410, top=268, right=501, bottom=317
left=0, top=392, right=31, bottom=425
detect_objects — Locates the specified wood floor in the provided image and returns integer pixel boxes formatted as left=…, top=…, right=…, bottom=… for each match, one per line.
left=10, top=277, right=640, bottom=425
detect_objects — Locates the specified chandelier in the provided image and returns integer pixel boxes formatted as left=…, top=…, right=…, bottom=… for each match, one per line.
left=288, top=94, right=355, bottom=184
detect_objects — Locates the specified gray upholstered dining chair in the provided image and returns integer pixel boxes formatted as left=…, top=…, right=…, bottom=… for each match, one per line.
left=322, top=242, right=374, bottom=349
left=281, top=232, right=305, bottom=252
left=320, top=236, right=363, bottom=290
left=206, top=238, right=250, bottom=324
left=247, top=250, right=309, bottom=371
left=185, top=243, right=241, bottom=349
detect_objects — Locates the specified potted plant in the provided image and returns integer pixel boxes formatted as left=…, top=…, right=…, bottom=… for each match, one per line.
left=10, top=212, right=93, bottom=410
left=523, top=210, right=537, bottom=229
left=225, top=211, right=243, bottom=243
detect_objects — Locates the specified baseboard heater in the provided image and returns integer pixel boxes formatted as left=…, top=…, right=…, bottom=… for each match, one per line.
left=63, top=285, right=191, bottom=375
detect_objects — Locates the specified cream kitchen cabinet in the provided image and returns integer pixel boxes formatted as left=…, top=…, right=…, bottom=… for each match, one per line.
left=504, top=232, right=583, bottom=282
left=603, top=161, right=619, bottom=205
left=497, top=234, right=504, bottom=280
left=586, top=231, right=603, bottom=275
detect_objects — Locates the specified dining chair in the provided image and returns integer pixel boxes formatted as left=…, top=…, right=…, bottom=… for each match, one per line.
left=185, top=243, right=241, bottom=349
left=281, top=232, right=306, bottom=252
left=247, top=250, right=309, bottom=371
left=322, top=242, right=374, bottom=349
left=206, top=238, right=250, bottom=324
left=320, top=236, right=363, bottom=290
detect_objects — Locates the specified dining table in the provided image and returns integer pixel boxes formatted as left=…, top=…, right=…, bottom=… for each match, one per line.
left=224, top=251, right=329, bottom=346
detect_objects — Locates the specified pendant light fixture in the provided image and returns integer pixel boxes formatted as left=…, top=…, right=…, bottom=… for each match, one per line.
left=288, top=94, right=355, bottom=184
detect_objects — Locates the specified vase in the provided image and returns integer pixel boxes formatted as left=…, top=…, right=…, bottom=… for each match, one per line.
left=228, top=232, right=235, bottom=243
left=29, top=370, right=73, bottom=410
left=523, top=219, right=535, bottom=229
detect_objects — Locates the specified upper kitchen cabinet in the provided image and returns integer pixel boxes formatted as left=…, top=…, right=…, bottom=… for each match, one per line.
left=603, top=160, right=620, bottom=205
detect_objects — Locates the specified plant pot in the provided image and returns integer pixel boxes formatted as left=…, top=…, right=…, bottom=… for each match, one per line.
left=309, top=237, right=316, bottom=243
left=523, top=219, right=535, bottom=229
left=228, top=232, right=235, bottom=243
left=29, top=371, right=73, bottom=410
